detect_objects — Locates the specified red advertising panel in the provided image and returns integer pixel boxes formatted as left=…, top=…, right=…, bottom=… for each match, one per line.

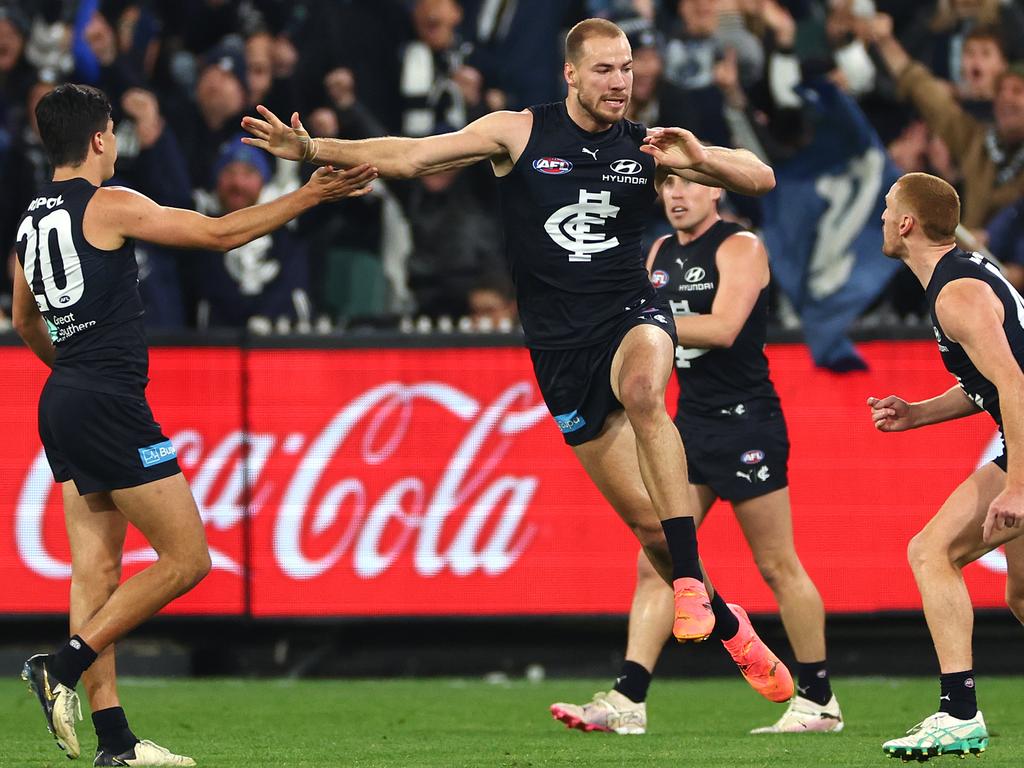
left=1, top=348, right=246, bottom=615
left=0, top=341, right=1008, bottom=616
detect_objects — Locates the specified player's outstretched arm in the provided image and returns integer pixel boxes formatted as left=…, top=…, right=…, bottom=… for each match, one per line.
left=95, top=163, right=377, bottom=252
left=936, top=279, right=1024, bottom=541
left=644, top=127, right=775, bottom=196
left=867, top=385, right=979, bottom=432
left=11, top=259, right=55, bottom=367
left=240, top=105, right=521, bottom=179
left=646, top=232, right=767, bottom=348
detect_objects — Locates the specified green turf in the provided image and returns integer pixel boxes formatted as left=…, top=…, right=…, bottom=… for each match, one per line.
left=4, top=676, right=1022, bottom=767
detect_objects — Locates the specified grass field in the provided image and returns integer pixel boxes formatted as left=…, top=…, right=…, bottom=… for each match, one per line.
left=4, top=676, right=1022, bottom=767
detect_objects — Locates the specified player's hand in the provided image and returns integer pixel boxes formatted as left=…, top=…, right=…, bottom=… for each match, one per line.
left=304, top=163, right=377, bottom=203
left=641, top=127, right=709, bottom=170
left=241, top=105, right=310, bottom=162
left=983, top=486, right=1024, bottom=543
left=867, top=395, right=915, bottom=432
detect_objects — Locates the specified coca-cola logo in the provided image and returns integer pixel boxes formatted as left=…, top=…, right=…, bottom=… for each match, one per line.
left=16, top=381, right=551, bottom=582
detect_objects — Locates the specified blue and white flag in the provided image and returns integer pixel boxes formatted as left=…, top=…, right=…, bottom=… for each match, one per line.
left=761, top=81, right=903, bottom=371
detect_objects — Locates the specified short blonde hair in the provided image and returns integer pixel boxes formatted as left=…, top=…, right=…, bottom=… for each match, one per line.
left=895, top=172, right=960, bottom=242
left=565, top=18, right=626, bottom=64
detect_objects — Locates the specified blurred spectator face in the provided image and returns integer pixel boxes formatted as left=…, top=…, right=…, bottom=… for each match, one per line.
left=568, top=33, right=633, bottom=125
left=246, top=33, right=274, bottom=106
left=960, top=36, right=1006, bottom=100
left=661, top=174, right=721, bottom=232
left=468, top=287, right=517, bottom=326
left=0, top=18, right=24, bottom=72
left=217, top=160, right=264, bottom=213
left=994, top=72, right=1024, bottom=143
left=631, top=46, right=663, bottom=104
left=27, top=80, right=55, bottom=139
left=679, top=0, right=719, bottom=38
left=414, top=0, right=462, bottom=52
left=197, top=64, right=246, bottom=128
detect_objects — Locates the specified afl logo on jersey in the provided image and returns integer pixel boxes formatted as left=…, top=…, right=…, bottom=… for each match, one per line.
left=533, top=157, right=573, bottom=175
left=741, top=450, right=765, bottom=465
left=651, top=270, right=669, bottom=288
left=685, top=267, right=706, bottom=283
left=609, top=159, right=642, bottom=175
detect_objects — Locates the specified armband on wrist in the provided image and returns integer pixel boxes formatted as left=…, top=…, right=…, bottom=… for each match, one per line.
left=302, top=137, right=320, bottom=163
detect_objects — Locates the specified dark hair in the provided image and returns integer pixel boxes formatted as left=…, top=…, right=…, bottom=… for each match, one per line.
left=963, top=25, right=1007, bottom=58
left=35, top=84, right=112, bottom=168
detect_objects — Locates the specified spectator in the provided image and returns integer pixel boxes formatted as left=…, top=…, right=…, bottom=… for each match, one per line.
left=868, top=14, right=1024, bottom=229
left=195, top=138, right=314, bottom=329
left=957, top=25, right=1008, bottom=121
left=986, top=198, right=1024, bottom=291
left=0, top=3, right=35, bottom=136
left=902, top=0, right=1024, bottom=84
left=398, top=150, right=504, bottom=318
left=462, top=0, right=578, bottom=109
left=663, top=0, right=763, bottom=91
left=467, top=272, right=518, bottom=331
left=169, top=40, right=249, bottom=189
left=624, top=23, right=701, bottom=133
left=400, top=0, right=476, bottom=136
left=111, top=87, right=192, bottom=328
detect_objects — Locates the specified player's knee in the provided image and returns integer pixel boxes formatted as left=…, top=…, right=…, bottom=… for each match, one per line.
left=167, top=549, right=211, bottom=592
left=72, top=558, right=121, bottom=596
left=755, top=556, right=797, bottom=593
left=906, top=532, right=943, bottom=572
left=619, top=375, right=663, bottom=425
left=631, top=519, right=666, bottom=553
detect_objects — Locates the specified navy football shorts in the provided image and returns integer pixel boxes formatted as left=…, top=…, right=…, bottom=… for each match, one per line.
left=531, top=297, right=678, bottom=447
left=676, top=406, right=789, bottom=503
left=38, top=379, right=181, bottom=495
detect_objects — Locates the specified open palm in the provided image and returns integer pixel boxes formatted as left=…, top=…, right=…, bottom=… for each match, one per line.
left=241, top=105, right=311, bottom=162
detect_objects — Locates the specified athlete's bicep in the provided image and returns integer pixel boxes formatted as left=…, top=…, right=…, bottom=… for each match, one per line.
left=99, top=188, right=225, bottom=250
left=410, top=111, right=524, bottom=175
left=708, top=233, right=767, bottom=331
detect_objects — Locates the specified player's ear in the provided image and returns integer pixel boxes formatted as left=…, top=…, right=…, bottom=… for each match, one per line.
left=91, top=131, right=104, bottom=156
left=564, top=61, right=577, bottom=88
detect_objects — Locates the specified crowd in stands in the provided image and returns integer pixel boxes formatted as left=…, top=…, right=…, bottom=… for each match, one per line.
left=1, top=0, right=1023, bottom=336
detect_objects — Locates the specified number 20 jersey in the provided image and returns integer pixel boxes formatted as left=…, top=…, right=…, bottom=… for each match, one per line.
left=498, top=101, right=657, bottom=349
left=15, top=178, right=148, bottom=395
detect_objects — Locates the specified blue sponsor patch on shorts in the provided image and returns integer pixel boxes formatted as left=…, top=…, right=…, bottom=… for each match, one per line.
left=139, top=439, right=177, bottom=468
left=554, top=410, right=586, bottom=434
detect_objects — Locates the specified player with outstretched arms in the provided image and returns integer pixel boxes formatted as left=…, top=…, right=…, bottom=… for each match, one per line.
left=869, top=172, right=1024, bottom=761
left=14, top=83, right=375, bottom=766
left=243, top=17, right=792, bottom=713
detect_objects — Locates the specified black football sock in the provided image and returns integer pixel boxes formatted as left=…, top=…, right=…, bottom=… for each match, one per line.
left=48, top=635, right=98, bottom=689
left=612, top=659, right=652, bottom=704
left=709, top=590, right=740, bottom=641
left=93, top=707, right=139, bottom=756
left=797, top=660, right=832, bottom=705
left=661, top=517, right=702, bottom=581
left=939, top=670, right=978, bottom=720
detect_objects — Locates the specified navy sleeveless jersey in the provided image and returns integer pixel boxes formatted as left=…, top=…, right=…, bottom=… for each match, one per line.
left=498, top=101, right=657, bottom=349
left=649, top=220, right=779, bottom=418
left=15, top=178, right=148, bottom=395
left=927, top=247, right=1024, bottom=427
